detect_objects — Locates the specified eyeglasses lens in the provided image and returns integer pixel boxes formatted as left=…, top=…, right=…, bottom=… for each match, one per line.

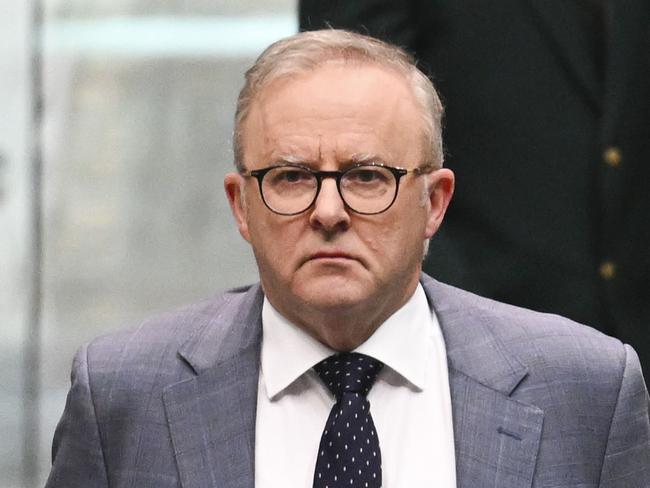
left=260, top=166, right=397, bottom=215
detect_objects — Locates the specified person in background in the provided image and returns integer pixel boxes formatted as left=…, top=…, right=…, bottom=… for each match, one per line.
left=300, top=0, right=650, bottom=376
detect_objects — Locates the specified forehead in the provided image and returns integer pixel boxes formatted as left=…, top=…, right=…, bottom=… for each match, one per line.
left=241, top=62, right=425, bottom=167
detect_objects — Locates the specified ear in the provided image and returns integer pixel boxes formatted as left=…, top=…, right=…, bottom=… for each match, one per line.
left=224, top=172, right=251, bottom=242
left=424, top=168, right=455, bottom=239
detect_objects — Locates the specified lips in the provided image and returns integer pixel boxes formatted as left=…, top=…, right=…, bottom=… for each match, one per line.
left=302, top=249, right=365, bottom=267
left=310, top=251, right=355, bottom=260
left=298, top=247, right=366, bottom=268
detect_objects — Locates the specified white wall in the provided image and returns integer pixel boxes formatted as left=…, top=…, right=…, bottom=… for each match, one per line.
left=37, top=2, right=296, bottom=486
left=0, top=1, right=33, bottom=487
left=1, top=1, right=297, bottom=486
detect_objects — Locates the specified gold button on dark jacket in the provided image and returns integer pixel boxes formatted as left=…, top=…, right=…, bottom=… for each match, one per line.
left=603, top=147, right=622, bottom=167
left=599, top=261, right=617, bottom=280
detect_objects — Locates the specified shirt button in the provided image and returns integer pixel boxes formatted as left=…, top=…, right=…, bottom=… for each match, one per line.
left=603, top=147, right=622, bottom=168
left=599, top=261, right=617, bottom=280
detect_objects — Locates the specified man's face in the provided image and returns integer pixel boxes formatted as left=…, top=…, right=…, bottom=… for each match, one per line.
left=225, top=62, right=453, bottom=347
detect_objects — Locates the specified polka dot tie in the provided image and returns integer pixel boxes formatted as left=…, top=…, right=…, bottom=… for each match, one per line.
left=312, top=352, right=384, bottom=488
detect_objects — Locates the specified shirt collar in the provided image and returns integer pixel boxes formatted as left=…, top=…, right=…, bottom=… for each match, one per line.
left=261, top=284, right=437, bottom=400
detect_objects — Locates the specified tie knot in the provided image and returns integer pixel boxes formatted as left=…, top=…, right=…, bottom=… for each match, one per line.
left=313, top=352, right=384, bottom=399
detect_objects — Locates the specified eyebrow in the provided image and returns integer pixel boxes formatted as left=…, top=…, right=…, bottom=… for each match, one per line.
left=269, top=152, right=390, bottom=168
left=270, top=154, right=312, bottom=166
left=347, top=153, right=388, bottom=165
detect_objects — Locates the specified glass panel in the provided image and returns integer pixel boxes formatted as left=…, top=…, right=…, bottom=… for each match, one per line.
left=35, top=1, right=297, bottom=485
left=1, top=2, right=33, bottom=487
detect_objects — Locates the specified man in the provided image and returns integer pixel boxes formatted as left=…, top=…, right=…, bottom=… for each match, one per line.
left=299, top=0, right=650, bottom=375
left=46, top=30, right=649, bottom=488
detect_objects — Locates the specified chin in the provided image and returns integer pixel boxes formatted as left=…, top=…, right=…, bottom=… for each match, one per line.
left=293, top=275, right=372, bottom=311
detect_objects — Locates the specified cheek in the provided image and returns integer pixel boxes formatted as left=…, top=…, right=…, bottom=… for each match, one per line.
left=362, top=213, right=426, bottom=261
left=247, top=214, right=305, bottom=267
left=358, top=220, right=405, bottom=258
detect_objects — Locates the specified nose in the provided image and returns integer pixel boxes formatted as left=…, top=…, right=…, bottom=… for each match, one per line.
left=309, top=177, right=351, bottom=232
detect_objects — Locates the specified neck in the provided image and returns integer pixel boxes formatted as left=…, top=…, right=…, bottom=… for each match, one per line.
left=299, top=310, right=385, bottom=351
left=269, top=279, right=420, bottom=352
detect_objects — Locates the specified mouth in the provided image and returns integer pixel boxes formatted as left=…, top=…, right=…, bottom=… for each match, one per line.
left=306, top=251, right=359, bottom=263
left=308, top=251, right=355, bottom=261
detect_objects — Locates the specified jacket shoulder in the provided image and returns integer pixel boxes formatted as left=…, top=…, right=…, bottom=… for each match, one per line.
left=83, top=284, right=260, bottom=379
left=423, top=275, right=630, bottom=379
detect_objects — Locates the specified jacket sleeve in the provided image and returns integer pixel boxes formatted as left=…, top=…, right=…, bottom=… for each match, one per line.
left=298, top=0, right=418, bottom=50
left=45, top=344, right=110, bottom=488
left=599, top=344, right=650, bottom=487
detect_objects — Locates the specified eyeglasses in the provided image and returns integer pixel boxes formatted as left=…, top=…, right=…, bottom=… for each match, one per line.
left=241, top=162, right=435, bottom=216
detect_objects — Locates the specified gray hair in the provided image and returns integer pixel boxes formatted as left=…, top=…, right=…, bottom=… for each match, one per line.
left=233, top=29, right=444, bottom=172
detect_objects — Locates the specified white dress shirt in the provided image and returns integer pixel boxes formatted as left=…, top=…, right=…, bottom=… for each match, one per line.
left=255, top=284, right=456, bottom=487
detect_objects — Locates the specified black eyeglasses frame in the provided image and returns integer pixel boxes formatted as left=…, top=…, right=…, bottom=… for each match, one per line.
left=241, top=162, right=435, bottom=216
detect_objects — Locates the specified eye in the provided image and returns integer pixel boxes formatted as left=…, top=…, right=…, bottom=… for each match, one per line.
left=355, top=170, right=379, bottom=182
left=281, top=170, right=305, bottom=182
left=344, top=167, right=391, bottom=184
left=269, top=167, right=312, bottom=184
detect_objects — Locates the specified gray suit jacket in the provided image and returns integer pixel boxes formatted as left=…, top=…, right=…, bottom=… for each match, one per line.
left=46, top=275, right=650, bottom=487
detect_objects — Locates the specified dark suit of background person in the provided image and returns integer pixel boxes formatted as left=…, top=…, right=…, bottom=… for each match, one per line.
left=299, top=0, right=650, bottom=376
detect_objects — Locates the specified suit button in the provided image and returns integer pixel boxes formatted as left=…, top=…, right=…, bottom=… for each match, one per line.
left=603, top=147, right=622, bottom=167
left=599, top=261, right=616, bottom=280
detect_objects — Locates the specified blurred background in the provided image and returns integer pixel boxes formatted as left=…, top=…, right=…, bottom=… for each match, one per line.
left=1, top=1, right=296, bottom=486
left=4, top=1, right=649, bottom=486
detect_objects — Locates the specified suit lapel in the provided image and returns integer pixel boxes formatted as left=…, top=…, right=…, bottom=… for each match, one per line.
left=162, top=277, right=545, bottom=487
left=448, top=369, right=543, bottom=488
left=602, top=0, right=649, bottom=139
left=422, top=276, right=544, bottom=488
left=525, top=0, right=649, bottom=136
left=524, top=0, right=602, bottom=111
left=163, top=285, right=264, bottom=488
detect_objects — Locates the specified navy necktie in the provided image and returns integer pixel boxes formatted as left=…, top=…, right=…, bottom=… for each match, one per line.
left=313, top=352, right=384, bottom=488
